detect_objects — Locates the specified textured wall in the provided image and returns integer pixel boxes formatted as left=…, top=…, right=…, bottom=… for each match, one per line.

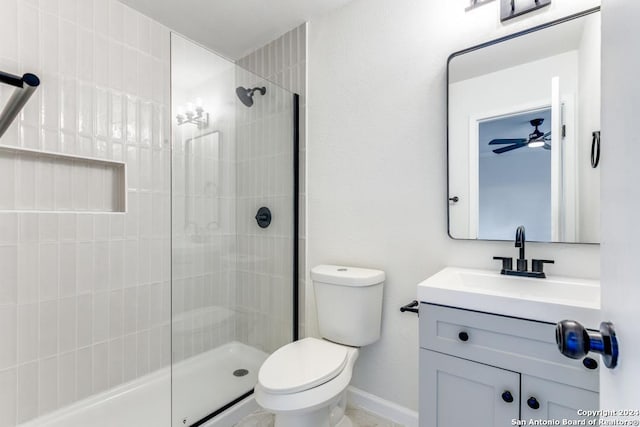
left=0, top=0, right=171, bottom=425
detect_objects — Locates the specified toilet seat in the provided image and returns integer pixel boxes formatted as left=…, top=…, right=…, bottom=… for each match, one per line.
left=258, top=338, right=348, bottom=394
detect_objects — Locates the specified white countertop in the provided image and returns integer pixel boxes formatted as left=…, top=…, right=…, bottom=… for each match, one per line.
left=417, top=267, right=601, bottom=327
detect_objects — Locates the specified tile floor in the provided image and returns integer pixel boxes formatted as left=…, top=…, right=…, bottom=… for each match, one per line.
left=234, top=407, right=404, bottom=427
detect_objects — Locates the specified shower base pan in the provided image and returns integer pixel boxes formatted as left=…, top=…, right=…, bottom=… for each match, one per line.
left=18, top=342, right=268, bottom=427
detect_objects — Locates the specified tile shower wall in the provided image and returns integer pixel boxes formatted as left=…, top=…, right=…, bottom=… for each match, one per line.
left=233, top=69, right=295, bottom=354
left=0, top=1, right=171, bottom=425
left=236, top=24, right=307, bottom=341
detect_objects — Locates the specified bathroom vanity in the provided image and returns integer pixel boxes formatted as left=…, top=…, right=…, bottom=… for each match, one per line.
left=417, top=267, right=600, bottom=427
left=431, top=7, right=605, bottom=423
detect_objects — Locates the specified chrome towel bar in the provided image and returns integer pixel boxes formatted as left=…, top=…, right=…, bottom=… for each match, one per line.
left=0, top=71, right=40, bottom=139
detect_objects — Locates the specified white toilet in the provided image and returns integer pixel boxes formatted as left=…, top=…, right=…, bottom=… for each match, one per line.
left=255, top=265, right=385, bottom=427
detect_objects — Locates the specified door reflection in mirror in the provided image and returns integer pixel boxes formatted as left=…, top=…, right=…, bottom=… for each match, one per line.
left=478, top=109, right=552, bottom=241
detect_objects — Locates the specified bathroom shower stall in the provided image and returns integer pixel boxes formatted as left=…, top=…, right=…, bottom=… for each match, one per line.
left=0, top=2, right=299, bottom=425
left=171, top=34, right=299, bottom=426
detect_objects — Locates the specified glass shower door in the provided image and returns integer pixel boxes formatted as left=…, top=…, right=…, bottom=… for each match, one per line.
left=171, top=34, right=298, bottom=426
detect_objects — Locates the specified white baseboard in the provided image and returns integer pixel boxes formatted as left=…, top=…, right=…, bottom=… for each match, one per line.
left=347, top=386, right=418, bottom=427
left=201, top=395, right=259, bottom=427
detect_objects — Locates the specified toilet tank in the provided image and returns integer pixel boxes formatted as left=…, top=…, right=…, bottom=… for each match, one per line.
left=311, top=265, right=385, bottom=347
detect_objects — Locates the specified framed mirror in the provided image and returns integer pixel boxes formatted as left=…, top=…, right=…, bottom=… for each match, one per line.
left=447, top=8, right=600, bottom=243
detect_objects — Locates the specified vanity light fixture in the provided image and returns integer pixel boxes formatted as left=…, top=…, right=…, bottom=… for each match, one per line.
left=465, top=0, right=496, bottom=12
left=176, top=98, right=209, bottom=129
left=501, top=0, right=551, bottom=22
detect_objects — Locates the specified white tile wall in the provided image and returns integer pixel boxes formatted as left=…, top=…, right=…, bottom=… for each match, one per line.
left=236, top=24, right=307, bottom=344
left=170, top=25, right=306, bottom=365
left=0, top=0, right=171, bottom=425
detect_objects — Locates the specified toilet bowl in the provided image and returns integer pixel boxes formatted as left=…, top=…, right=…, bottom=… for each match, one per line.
left=255, top=265, right=385, bottom=427
left=255, top=337, right=358, bottom=427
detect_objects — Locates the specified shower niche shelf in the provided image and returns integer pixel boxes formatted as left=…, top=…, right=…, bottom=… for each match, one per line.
left=0, top=144, right=127, bottom=213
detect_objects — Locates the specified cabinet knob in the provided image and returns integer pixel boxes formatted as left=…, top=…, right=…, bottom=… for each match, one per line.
left=458, top=331, right=469, bottom=342
left=527, top=397, right=540, bottom=410
left=501, top=391, right=514, bottom=403
left=583, top=357, right=598, bottom=370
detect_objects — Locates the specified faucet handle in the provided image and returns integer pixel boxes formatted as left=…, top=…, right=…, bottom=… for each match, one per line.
left=493, top=256, right=513, bottom=273
left=532, top=259, right=554, bottom=274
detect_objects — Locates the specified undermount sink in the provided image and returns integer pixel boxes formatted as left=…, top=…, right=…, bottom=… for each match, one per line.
left=417, top=267, right=600, bottom=327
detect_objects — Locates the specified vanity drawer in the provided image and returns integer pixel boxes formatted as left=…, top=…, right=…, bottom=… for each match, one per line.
left=419, top=303, right=599, bottom=391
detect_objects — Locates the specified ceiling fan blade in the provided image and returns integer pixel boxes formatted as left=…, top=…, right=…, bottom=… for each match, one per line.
left=543, top=143, right=551, bottom=150
left=488, top=138, right=527, bottom=145
left=542, top=131, right=551, bottom=138
left=493, top=143, right=526, bottom=154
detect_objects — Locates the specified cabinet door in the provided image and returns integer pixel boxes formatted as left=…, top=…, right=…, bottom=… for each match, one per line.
left=521, top=375, right=599, bottom=421
left=420, top=350, right=520, bottom=427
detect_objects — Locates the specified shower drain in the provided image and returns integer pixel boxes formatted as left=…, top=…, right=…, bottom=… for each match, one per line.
left=233, top=368, right=249, bottom=377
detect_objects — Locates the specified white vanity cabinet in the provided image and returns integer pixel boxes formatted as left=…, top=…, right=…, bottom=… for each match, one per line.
left=419, top=303, right=599, bottom=427
left=421, top=350, right=520, bottom=426
left=520, top=375, right=598, bottom=420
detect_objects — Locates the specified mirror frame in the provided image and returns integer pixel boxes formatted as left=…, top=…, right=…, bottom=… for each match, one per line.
left=446, top=6, right=601, bottom=244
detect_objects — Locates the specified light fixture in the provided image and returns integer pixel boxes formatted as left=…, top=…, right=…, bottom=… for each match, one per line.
left=465, top=0, right=496, bottom=12
left=527, top=118, right=546, bottom=148
left=176, top=98, right=209, bottom=129
left=528, top=140, right=545, bottom=148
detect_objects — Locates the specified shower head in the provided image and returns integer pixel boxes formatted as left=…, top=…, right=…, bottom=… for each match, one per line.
left=235, top=86, right=266, bottom=107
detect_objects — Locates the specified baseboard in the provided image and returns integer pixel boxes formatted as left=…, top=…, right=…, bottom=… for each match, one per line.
left=201, top=394, right=259, bottom=427
left=346, top=386, right=419, bottom=427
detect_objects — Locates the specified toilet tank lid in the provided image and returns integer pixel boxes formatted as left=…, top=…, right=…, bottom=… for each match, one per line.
left=311, top=265, right=385, bottom=286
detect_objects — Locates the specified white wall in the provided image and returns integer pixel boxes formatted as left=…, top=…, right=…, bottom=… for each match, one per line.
left=600, top=0, right=640, bottom=410
left=308, top=0, right=600, bottom=411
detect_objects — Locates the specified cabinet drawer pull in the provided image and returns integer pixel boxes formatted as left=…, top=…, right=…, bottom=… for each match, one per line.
left=501, top=391, right=514, bottom=403
left=527, top=397, right=540, bottom=410
left=458, top=331, right=469, bottom=342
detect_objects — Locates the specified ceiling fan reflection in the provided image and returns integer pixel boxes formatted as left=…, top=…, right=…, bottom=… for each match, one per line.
left=488, top=118, right=551, bottom=154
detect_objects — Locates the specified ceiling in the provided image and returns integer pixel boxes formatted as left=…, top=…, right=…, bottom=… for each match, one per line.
left=119, top=0, right=353, bottom=60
